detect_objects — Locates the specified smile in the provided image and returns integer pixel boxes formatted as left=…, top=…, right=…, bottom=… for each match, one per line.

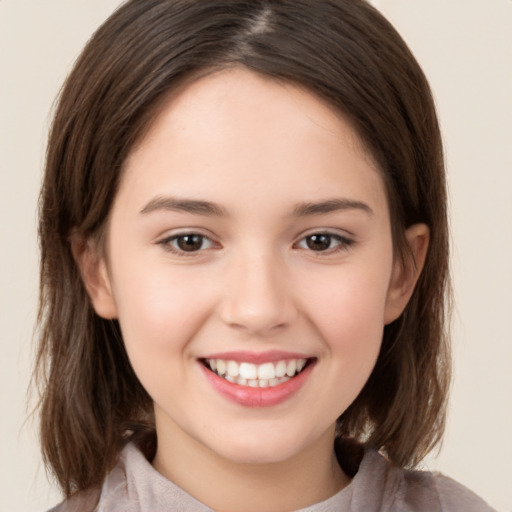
left=199, top=354, right=316, bottom=407
left=202, top=358, right=309, bottom=388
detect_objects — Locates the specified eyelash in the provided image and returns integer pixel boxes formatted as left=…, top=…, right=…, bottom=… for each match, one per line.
left=157, top=233, right=217, bottom=256
left=294, top=232, right=355, bottom=254
left=157, top=231, right=355, bottom=256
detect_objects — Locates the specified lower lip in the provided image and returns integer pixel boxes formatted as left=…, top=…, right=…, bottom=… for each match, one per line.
left=200, top=361, right=315, bottom=407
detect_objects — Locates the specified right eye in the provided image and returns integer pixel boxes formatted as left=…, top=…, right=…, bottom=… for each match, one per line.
left=295, top=232, right=355, bottom=254
left=158, top=233, right=216, bottom=254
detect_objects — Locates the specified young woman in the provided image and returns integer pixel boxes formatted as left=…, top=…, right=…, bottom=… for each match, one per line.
left=36, top=1, right=494, bottom=510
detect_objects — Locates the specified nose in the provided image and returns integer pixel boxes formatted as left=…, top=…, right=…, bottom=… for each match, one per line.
left=218, top=249, right=298, bottom=337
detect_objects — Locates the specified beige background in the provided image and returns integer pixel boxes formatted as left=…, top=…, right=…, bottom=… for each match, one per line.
left=1, top=1, right=511, bottom=510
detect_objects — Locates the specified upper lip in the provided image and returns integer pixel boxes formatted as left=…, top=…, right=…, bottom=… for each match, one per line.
left=199, top=350, right=313, bottom=364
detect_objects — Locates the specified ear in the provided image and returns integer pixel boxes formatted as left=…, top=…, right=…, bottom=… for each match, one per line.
left=384, top=223, right=429, bottom=325
left=71, top=235, right=118, bottom=319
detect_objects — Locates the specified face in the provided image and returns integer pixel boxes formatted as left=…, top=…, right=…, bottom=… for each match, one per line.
left=86, top=68, right=420, bottom=467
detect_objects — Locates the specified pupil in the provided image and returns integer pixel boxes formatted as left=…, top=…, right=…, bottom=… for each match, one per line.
left=307, top=234, right=331, bottom=251
left=177, top=235, right=203, bottom=251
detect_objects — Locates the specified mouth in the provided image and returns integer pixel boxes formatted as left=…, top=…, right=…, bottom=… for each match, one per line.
left=200, top=357, right=315, bottom=388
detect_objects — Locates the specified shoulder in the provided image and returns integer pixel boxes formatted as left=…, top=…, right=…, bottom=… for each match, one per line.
left=426, top=472, right=496, bottom=512
left=353, top=449, right=496, bottom=512
left=44, top=444, right=135, bottom=512
left=44, top=488, right=100, bottom=512
left=46, top=442, right=209, bottom=512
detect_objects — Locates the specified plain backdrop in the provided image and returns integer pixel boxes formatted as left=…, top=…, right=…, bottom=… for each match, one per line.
left=1, top=1, right=511, bottom=510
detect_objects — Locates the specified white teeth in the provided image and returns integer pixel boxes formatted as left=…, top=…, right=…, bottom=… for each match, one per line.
left=216, top=359, right=226, bottom=375
left=227, top=360, right=239, bottom=378
left=275, top=360, right=287, bottom=378
left=286, top=360, right=297, bottom=377
left=205, top=357, right=309, bottom=388
left=257, top=362, right=275, bottom=380
left=239, top=362, right=258, bottom=380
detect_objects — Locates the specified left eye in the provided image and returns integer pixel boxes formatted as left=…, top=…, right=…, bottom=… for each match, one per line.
left=161, top=233, right=215, bottom=253
left=296, top=233, right=352, bottom=252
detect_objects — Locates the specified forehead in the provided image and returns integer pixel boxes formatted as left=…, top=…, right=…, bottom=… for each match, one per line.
left=118, top=68, right=387, bottom=219
left=128, top=67, right=374, bottom=166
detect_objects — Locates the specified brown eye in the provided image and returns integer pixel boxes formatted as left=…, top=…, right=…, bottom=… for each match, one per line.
left=176, top=234, right=204, bottom=251
left=296, top=232, right=354, bottom=253
left=305, top=234, right=333, bottom=251
left=159, top=233, right=215, bottom=254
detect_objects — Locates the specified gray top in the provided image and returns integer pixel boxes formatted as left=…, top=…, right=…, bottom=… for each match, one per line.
left=49, top=442, right=495, bottom=511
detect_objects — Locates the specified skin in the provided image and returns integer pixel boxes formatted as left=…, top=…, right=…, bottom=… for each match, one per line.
left=78, top=68, right=428, bottom=511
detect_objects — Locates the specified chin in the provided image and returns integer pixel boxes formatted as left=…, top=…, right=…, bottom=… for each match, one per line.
left=215, top=444, right=300, bottom=466
left=202, top=425, right=322, bottom=466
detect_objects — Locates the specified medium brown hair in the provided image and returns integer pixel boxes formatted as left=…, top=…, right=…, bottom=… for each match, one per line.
left=36, top=0, right=450, bottom=498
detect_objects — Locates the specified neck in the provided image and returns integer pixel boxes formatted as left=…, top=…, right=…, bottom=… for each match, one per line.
left=152, top=421, right=350, bottom=512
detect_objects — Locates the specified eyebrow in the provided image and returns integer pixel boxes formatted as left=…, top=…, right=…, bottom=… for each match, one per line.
left=292, top=198, right=373, bottom=217
left=140, top=196, right=227, bottom=216
left=139, top=196, right=373, bottom=218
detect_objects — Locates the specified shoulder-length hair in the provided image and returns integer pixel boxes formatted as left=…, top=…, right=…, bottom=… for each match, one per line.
left=36, top=0, right=450, bottom=498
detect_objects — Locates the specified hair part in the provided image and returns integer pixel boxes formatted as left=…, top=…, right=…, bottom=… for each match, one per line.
left=36, top=0, right=450, bottom=497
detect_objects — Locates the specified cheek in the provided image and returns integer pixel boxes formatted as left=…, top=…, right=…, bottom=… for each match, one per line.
left=302, top=264, right=391, bottom=365
left=111, top=267, right=217, bottom=407
left=110, top=259, right=214, bottom=365
left=300, top=268, right=390, bottom=415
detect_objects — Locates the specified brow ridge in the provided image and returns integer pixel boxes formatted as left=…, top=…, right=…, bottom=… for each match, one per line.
left=140, top=196, right=372, bottom=217
left=140, top=196, right=227, bottom=216
left=293, top=198, right=373, bottom=216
